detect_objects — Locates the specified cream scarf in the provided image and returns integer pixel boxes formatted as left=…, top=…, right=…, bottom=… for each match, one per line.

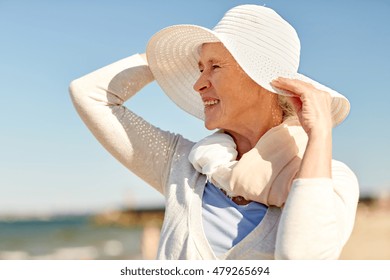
left=188, top=117, right=308, bottom=207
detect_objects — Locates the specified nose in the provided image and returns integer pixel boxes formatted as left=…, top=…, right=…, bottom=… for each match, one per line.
left=193, top=72, right=211, bottom=94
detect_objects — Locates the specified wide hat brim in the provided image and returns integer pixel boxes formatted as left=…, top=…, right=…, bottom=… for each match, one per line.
left=146, top=24, right=350, bottom=126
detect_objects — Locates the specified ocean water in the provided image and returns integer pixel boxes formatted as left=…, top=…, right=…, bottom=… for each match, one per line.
left=0, top=216, right=144, bottom=260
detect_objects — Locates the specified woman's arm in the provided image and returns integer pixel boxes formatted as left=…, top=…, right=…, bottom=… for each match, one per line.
left=272, top=77, right=333, bottom=179
left=271, top=78, right=359, bottom=259
left=275, top=163, right=359, bottom=259
left=69, top=54, right=180, bottom=194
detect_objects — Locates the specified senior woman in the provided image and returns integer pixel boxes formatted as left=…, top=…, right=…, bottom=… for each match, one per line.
left=70, top=5, right=359, bottom=259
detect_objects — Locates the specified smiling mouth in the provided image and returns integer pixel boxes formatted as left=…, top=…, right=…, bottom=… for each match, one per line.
left=203, top=100, right=220, bottom=107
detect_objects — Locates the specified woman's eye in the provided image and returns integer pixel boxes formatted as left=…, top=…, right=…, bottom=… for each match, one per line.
left=212, top=64, right=220, bottom=69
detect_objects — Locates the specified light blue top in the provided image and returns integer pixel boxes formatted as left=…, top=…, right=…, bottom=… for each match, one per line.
left=202, top=181, right=268, bottom=256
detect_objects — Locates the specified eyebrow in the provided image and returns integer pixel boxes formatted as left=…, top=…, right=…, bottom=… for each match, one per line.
left=197, top=59, right=218, bottom=68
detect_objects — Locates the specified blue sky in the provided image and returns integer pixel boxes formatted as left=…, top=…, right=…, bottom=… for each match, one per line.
left=1, top=0, right=389, bottom=216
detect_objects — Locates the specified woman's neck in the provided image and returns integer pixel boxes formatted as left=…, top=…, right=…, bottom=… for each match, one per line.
left=225, top=112, right=283, bottom=159
left=226, top=130, right=262, bottom=159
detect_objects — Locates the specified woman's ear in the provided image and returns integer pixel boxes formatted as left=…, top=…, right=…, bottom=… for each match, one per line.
left=286, top=96, right=302, bottom=115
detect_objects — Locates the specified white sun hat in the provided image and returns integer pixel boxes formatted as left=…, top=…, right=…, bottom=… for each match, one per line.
left=146, top=4, right=350, bottom=126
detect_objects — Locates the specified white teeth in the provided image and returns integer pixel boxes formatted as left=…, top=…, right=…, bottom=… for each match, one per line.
left=204, top=100, right=219, bottom=106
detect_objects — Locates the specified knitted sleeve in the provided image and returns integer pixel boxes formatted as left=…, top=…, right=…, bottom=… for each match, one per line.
left=69, top=54, right=179, bottom=194
left=275, top=160, right=359, bottom=259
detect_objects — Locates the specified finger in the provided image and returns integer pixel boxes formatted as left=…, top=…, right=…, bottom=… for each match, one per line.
left=270, top=79, right=298, bottom=97
left=271, top=77, right=314, bottom=96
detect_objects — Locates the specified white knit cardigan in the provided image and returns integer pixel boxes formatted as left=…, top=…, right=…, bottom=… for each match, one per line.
left=69, top=54, right=359, bottom=259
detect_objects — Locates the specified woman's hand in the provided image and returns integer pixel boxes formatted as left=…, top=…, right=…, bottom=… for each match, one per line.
left=271, top=77, right=332, bottom=138
left=140, top=53, right=148, bottom=64
left=271, top=77, right=333, bottom=179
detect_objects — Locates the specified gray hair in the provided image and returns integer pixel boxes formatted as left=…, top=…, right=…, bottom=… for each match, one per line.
left=278, top=95, right=296, bottom=120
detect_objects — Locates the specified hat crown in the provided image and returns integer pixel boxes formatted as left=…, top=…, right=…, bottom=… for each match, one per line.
left=213, top=5, right=301, bottom=71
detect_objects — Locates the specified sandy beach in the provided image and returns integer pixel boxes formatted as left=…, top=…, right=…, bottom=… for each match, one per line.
left=340, top=198, right=390, bottom=260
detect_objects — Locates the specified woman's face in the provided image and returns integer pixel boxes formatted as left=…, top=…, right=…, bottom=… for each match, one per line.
left=193, top=42, right=276, bottom=132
